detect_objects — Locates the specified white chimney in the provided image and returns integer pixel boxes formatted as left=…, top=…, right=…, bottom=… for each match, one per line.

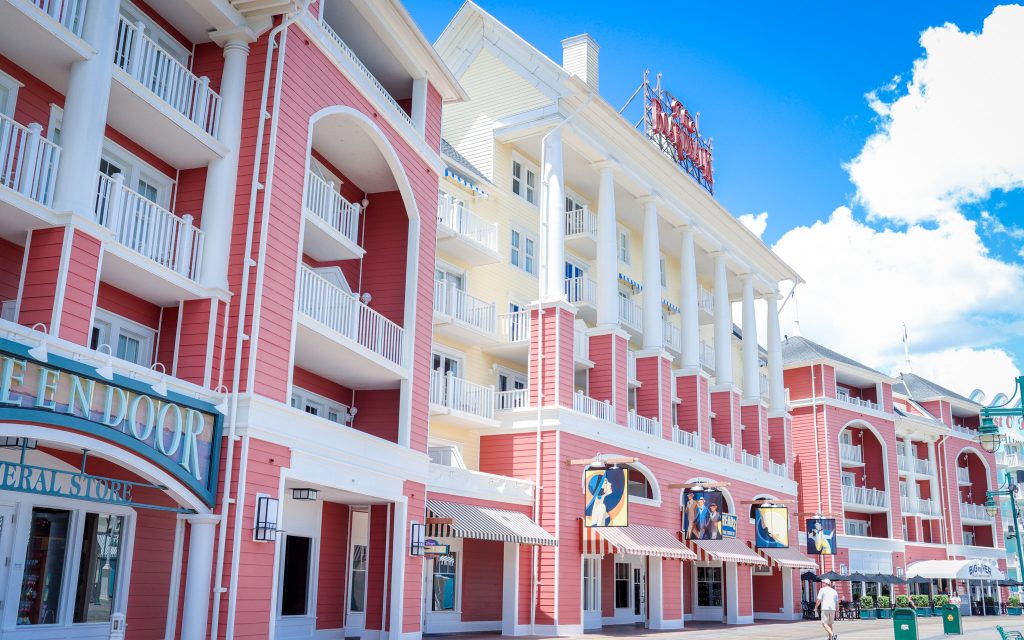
left=561, top=34, right=599, bottom=92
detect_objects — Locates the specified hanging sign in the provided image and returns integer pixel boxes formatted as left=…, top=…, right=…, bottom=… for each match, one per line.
left=0, top=338, right=222, bottom=506
left=682, top=489, right=727, bottom=540
left=721, top=513, right=737, bottom=539
left=807, top=518, right=837, bottom=555
left=755, top=506, right=790, bottom=548
left=643, top=71, right=714, bottom=194
left=584, top=467, right=628, bottom=527
left=422, top=538, right=450, bottom=557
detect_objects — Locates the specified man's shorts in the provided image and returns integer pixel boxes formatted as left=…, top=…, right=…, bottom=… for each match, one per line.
left=821, top=610, right=836, bottom=624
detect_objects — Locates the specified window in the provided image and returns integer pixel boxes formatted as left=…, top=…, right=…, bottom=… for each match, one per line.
left=614, top=562, right=631, bottom=609
left=0, top=70, right=20, bottom=118
left=119, top=1, right=190, bottom=66
left=697, top=566, right=722, bottom=607
left=565, top=192, right=586, bottom=213
left=511, top=158, right=536, bottom=205
left=660, top=256, right=667, bottom=287
left=845, top=519, right=868, bottom=536
left=841, top=472, right=856, bottom=487
left=349, top=511, right=369, bottom=613
left=617, top=226, right=631, bottom=264
left=431, top=552, right=458, bottom=611
left=18, top=508, right=72, bottom=625
left=73, top=513, right=124, bottom=623
left=839, top=430, right=853, bottom=446
left=510, top=229, right=536, bottom=275
left=963, top=530, right=976, bottom=545
left=280, top=536, right=312, bottom=616
left=583, top=558, right=599, bottom=612
left=90, top=309, right=155, bottom=367
left=290, top=388, right=351, bottom=426
left=837, top=387, right=850, bottom=401
left=432, top=352, right=462, bottom=378
left=564, top=259, right=586, bottom=301
left=623, top=465, right=654, bottom=500
left=497, top=370, right=527, bottom=392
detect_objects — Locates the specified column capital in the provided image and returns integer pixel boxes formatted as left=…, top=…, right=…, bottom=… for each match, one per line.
left=184, top=513, right=222, bottom=526
left=591, top=159, right=616, bottom=172
left=765, top=290, right=782, bottom=301
left=636, top=194, right=660, bottom=207
left=210, top=26, right=257, bottom=47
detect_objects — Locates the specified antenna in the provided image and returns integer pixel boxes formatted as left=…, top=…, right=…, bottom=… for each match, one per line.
left=902, top=322, right=912, bottom=373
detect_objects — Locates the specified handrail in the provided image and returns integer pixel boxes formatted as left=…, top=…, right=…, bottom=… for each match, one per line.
left=673, top=427, right=699, bottom=449
left=960, top=501, right=994, bottom=521
left=836, top=393, right=880, bottom=411
left=741, top=450, right=762, bottom=470
left=699, top=339, right=715, bottom=370
left=0, top=114, right=61, bottom=206
left=437, top=193, right=498, bottom=252
left=430, top=369, right=494, bottom=420
left=306, top=170, right=361, bottom=245
left=842, top=484, right=888, bottom=508
left=498, top=311, right=530, bottom=343
left=564, top=205, right=596, bottom=236
left=768, top=460, right=788, bottom=478
left=627, top=411, right=660, bottom=437
left=433, top=281, right=496, bottom=334
left=31, top=0, right=88, bottom=36
left=573, top=391, right=613, bottom=422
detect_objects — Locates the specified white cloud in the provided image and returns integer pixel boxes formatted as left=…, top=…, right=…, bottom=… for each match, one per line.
left=904, top=347, right=1020, bottom=401
left=738, top=212, right=768, bottom=239
left=847, top=5, right=1024, bottom=223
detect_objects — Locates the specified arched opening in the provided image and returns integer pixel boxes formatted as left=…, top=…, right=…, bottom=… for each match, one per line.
left=838, top=422, right=891, bottom=539
left=622, top=462, right=660, bottom=504
left=957, top=447, right=996, bottom=547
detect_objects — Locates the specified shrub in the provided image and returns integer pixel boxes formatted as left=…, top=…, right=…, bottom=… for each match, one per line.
left=933, top=595, right=949, bottom=607
left=912, top=594, right=931, bottom=608
left=895, top=595, right=911, bottom=608
left=1009, top=595, right=1021, bottom=607
left=878, top=595, right=891, bottom=608
left=860, top=595, right=875, bottom=609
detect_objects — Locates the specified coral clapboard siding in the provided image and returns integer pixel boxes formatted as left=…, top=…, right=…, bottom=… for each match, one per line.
left=710, top=389, right=738, bottom=457
left=403, top=480, right=425, bottom=633
left=0, top=237, right=23, bottom=303
left=96, top=282, right=161, bottom=329
left=365, top=504, right=392, bottom=631
left=317, top=502, right=350, bottom=630
left=529, top=306, right=575, bottom=409
left=176, top=298, right=216, bottom=387
left=662, top=556, right=682, bottom=620
left=292, top=366, right=354, bottom=406
left=17, top=227, right=66, bottom=332
left=425, top=83, right=443, bottom=151
left=751, top=568, right=783, bottom=614
left=461, top=538, right=504, bottom=622
left=635, top=353, right=671, bottom=437
left=156, top=305, right=179, bottom=370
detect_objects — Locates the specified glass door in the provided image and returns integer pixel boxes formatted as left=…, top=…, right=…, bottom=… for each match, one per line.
left=564, top=260, right=586, bottom=302
left=582, top=557, right=601, bottom=628
left=347, top=510, right=369, bottom=630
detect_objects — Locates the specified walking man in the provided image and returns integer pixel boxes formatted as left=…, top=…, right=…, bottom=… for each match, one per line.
left=815, top=578, right=839, bottom=640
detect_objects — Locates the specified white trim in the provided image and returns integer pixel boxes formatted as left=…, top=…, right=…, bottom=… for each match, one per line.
left=0, top=69, right=21, bottom=118
left=50, top=225, right=75, bottom=338
left=91, top=307, right=157, bottom=368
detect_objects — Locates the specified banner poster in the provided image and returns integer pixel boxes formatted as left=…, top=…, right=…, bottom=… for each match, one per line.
left=806, top=518, right=837, bottom=555
left=683, top=489, right=727, bottom=540
left=584, top=467, right=628, bottom=527
left=721, top=513, right=737, bottom=538
left=755, top=506, right=790, bottom=548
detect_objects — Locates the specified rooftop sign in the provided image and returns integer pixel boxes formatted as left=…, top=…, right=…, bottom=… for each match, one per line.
left=642, top=71, right=715, bottom=194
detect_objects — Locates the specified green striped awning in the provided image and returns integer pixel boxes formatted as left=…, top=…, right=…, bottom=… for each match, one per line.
left=426, top=500, right=557, bottom=546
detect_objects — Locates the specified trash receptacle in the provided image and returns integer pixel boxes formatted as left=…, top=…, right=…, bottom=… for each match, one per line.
left=941, top=603, right=963, bottom=635
left=893, top=607, right=919, bottom=640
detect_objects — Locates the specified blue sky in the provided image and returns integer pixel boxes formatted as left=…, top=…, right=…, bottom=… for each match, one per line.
left=407, top=1, right=1024, bottom=398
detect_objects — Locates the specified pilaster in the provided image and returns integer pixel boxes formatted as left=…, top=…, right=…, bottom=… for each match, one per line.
left=529, top=300, right=577, bottom=409
left=587, top=326, right=629, bottom=425
left=636, top=349, right=673, bottom=439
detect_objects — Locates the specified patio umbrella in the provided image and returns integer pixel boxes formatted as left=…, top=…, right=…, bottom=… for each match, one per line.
left=847, top=572, right=874, bottom=582
left=906, top=575, right=931, bottom=584
left=817, top=571, right=850, bottom=581
left=999, top=579, right=1024, bottom=587
left=801, top=571, right=819, bottom=582
left=885, top=574, right=908, bottom=585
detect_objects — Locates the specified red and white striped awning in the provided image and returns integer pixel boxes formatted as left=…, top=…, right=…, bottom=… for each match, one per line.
left=583, top=524, right=697, bottom=560
left=426, top=500, right=557, bottom=546
left=754, top=545, right=818, bottom=569
left=688, top=539, right=768, bottom=566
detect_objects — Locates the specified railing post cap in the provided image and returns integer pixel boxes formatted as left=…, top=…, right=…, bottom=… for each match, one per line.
left=27, top=122, right=43, bottom=133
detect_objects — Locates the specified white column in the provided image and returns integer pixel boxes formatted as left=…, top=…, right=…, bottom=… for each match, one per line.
left=680, top=227, right=699, bottom=370
left=782, top=567, right=795, bottom=619
left=724, top=562, right=740, bottom=624
left=648, top=556, right=666, bottom=629
left=595, top=164, right=618, bottom=327
left=741, top=275, right=760, bottom=402
left=388, top=501, right=409, bottom=640
left=199, top=38, right=250, bottom=290
left=501, top=542, right=520, bottom=635
left=180, top=515, right=219, bottom=640
left=641, top=199, right=663, bottom=350
left=540, top=127, right=565, bottom=301
left=52, top=0, right=120, bottom=217
left=712, top=253, right=733, bottom=386
left=766, top=292, right=785, bottom=412
left=926, top=440, right=943, bottom=540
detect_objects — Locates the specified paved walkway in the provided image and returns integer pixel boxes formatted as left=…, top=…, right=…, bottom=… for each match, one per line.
left=427, top=616, right=1024, bottom=639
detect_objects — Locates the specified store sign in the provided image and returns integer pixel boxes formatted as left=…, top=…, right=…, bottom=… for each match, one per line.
left=423, top=538, right=449, bottom=557
left=0, top=338, right=221, bottom=507
left=967, top=562, right=993, bottom=578
left=643, top=74, right=714, bottom=194
left=755, top=506, right=789, bottom=549
left=721, top=513, right=737, bottom=539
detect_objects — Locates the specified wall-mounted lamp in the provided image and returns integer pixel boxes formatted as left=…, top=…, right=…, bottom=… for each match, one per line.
left=253, top=494, right=280, bottom=542
left=150, top=362, right=169, bottom=396
left=409, top=522, right=425, bottom=556
left=95, top=344, right=114, bottom=380
left=27, top=323, right=48, bottom=362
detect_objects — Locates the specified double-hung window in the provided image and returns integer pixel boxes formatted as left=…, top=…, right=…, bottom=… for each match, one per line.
left=510, top=228, right=536, bottom=275
left=90, top=309, right=155, bottom=367
left=617, top=225, right=631, bottom=264
left=290, top=388, right=351, bottom=426
left=511, top=158, right=537, bottom=205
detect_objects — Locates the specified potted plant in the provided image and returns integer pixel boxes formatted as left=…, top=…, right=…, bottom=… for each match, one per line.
left=895, top=594, right=911, bottom=609
left=912, top=594, right=931, bottom=616
left=859, top=595, right=876, bottom=619
left=933, top=594, right=949, bottom=615
left=1009, top=595, right=1022, bottom=616
left=877, top=595, right=892, bottom=619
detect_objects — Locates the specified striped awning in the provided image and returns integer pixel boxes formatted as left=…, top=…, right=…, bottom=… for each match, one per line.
left=583, top=524, right=697, bottom=560
left=688, top=539, right=768, bottom=566
left=443, top=167, right=488, bottom=198
left=618, top=273, right=643, bottom=292
left=662, top=299, right=681, bottom=314
left=426, top=500, right=556, bottom=546
left=755, top=545, right=818, bottom=569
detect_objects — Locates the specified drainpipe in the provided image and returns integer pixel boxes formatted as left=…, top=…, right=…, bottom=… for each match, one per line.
left=531, top=93, right=593, bottom=635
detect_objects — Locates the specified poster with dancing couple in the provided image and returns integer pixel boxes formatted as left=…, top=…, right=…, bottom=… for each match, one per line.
left=806, top=518, right=837, bottom=555
left=683, top=490, right=727, bottom=539
left=584, top=467, right=628, bottom=527
left=754, top=506, right=790, bottom=548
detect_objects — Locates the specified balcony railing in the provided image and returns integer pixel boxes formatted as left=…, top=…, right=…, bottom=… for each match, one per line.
left=836, top=393, right=879, bottom=411
left=565, top=276, right=596, bottom=306
left=0, top=114, right=61, bottom=206
left=627, top=411, right=660, bottom=437
left=956, top=467, right=971, bottom=484
left=699, top=339, right=715, bottom=371
left=437, top=193, right=498, bottom=253
left=842, top=485, right=888, bottom=508
left=498, top=311, right=530, bottom=344
left=306, top=170, right=361, bottom=245
left=903, top=497, right=941, bottom=517
left=31, top=0, right=87, bottom=36
left=433, top=281, right=496, bottom=334
left=952, top=423, right=978, bottom=437
left=698, top=285, right=715, bottom=316
left=564, top=205, right=596, bottom=236
left=768, top=460, right=788, bottom=478
left=297, top=266, right=405, bottom=367
left=496, top=389, right=528, bottom=412
left=618, top=296, right=642, bottom=331
left=319, top=16, right=413, bottom=128
left=114, top=17, right=221, bottom=137
left=95, top=173, right=204, bottom=280
left=839, top=442, right=864, bottom=464
left=741, top=450, right=762, bottom=470
left=663, top=318, right=682, bottom=353
left=574, top=325, right=589, bottom=361
left=709, top=438, right=733, bottom=460
left=998, top=452, right=1023, bottom=467
left=914, top=458, right=933, bottom=475
left=428, top=445, right=466, bottom=469
left=574, top=391, right=613, bottom=422
left=627, top=350, right=637, bottom=381
left=429, top=370, right=495, bottom=420
left=960, top=501, right=993, bottom=521
left=673, top=427, right=699, bottom=449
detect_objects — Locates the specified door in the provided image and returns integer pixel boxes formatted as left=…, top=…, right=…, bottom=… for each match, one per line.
left=694, top=565, right=724, bottom=621
left=633, top=566, right=646, bottom=623
left=435, top=267, right=464, bottom=316
left=582, top=557, right=601, bottom=629
left=346, top=511, right=369, bottom=631
left=564, top=260, right=585, bottom=302
left=0, top=503, right=14, bottom=624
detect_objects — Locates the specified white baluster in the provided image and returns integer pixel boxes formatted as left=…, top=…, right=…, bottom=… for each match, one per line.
left=127, top=21, right=146, bottom=78
left=176, top=214, right=195, bottom=276
left=18, top=123, right=42, bottom=198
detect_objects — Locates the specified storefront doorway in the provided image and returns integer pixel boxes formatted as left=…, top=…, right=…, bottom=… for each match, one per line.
left=583, top=556, right=602, bottom=629
left=611, top=556, right=646, bottom=624
left=693, top=563, right=724, bottom=621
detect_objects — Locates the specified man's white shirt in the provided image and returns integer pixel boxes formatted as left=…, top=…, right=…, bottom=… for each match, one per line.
left=816, top=586, right=839, bottom=611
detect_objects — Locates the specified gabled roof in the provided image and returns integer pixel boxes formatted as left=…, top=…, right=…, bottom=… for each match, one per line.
left=897, top=373, right=979, bottom=407
left=780, top=336, right=887, bottom=378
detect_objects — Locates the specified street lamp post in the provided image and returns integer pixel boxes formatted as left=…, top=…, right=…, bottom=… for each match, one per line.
left=981, top=376, right=1024, bottom=585
left=987, top=473, right=1024, bottom=586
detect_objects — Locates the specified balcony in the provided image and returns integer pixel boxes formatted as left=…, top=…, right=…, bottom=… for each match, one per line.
left=902, top=497, right=942, bottom=518
left=432, top=282, right=498, bottom=344
left=956, top=467, right=971, bottom=485
left=436, top=193, right=501, bottom=265
left=574, top=324, right=592, bottom=369
left=842, top=485, right=889, bottom=512
left=294, top=266, right=406, bottom=388
left=110, top=17, right=227, bottom=168
left=0, top=0, right=91, bottom=93
left=768, top=460, right=788, bottom=478
left=709, top=438, right=733, bottom=461
left=627, top=411, right=660, bottom=437
left=839, top=442, right=864, bottom=466
left=618, top=296, right=642, bottom=334
left=952, top=423, right=978, bottom=438
left=699, top=339, right=715, bottom=373
left=673, top=427, right=699, bottom=449
left=897, top=456, right=934, bottom=476
left=485, top=311, right=530, bottom=365
left=998, top=451, right=1023, bottom=468
left=741, top=450, right=763, bottom=470
left=759, top=371, right=769, bottom=397
left=0, top=114, right=62, bottom=239
left=836, top=393, right=880, bottom=412
left=663, top=317, right=682, bottom=355
left=564, top=205, right=597, bottom=259
left=429, top=370, right=497, bottom=429
left=565, top=276, right=597, bottom=313
left=698, top=284, right=715, bottom=324
left=960, top=501, right=994, bottom=523
left=303, top=170, right=364, bottom=261
left=496, top=388, right=529, bottom=412
left=573, top=391, right=614, bottom=422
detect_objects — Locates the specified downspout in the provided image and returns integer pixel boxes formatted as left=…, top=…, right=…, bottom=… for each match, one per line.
left=531, top=94, right=593, bottom=634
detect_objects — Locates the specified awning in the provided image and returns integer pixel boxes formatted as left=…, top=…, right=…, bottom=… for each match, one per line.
left=443, top=167, right=488, bottom=198
left=906, top=559, right=1004, bottom=581
left=618, top=273, right=643, bottom=292
left=583, top=524, right=697, bottom=560
left=688, top=539, right=768, bottom=566
left=756, top=545, right=819, bottom=569
left=426, top=500, right=556, bottom=546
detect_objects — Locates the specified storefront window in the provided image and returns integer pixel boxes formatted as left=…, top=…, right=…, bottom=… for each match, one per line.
left=73, top=513, right=124, bottom=623
left=582, top=558, right=598, bottom=611
left=349, top=544, right=367, bottom=613
left=18, top=508, right=71, bottom=625
left=431, top=553, right=457, bottom=611
left=280, top=536, right=312, bottom=616
left=614, top=562, right=630, bottom=609
left=697, top=566, right=722, bottom=607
